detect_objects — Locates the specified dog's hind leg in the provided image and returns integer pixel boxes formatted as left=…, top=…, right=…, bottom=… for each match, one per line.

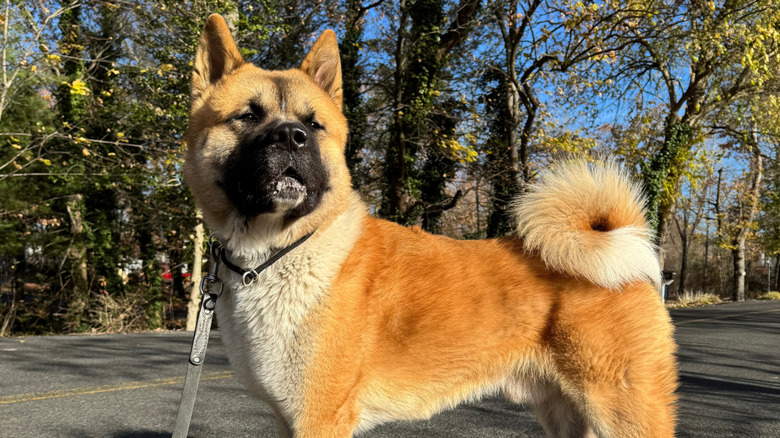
left=525, top=368, right=676, bottom=438
left=504, top=380, right=596, bottom=438
left=579, top=379, right=677, bottom=438
left=532, top=389, right=596, bottom=438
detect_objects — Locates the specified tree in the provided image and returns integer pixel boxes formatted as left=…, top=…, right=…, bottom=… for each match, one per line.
left=482, top=0, right=633, bottom=235
left=759, top=152, right=780, bottom=291
left=672, top=149, right=716, bottom=296
left=339, top=0, right=383, bottom=185
left=591, top=0, right=780, bottom=265
left=379, top=0, right=480, bottom=229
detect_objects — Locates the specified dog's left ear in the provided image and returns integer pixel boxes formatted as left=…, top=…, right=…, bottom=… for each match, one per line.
left=192, top=14, right=245, bottom=103
left=301, top=30, right=343, bottom=110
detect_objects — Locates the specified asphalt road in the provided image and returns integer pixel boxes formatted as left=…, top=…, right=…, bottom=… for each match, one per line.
left=1, top=300, right=778, bottom=438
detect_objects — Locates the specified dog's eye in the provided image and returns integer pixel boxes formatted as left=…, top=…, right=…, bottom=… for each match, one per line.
left=303, top=114, right=324, bottom=131
left=236, top=113, right=258, bottom=123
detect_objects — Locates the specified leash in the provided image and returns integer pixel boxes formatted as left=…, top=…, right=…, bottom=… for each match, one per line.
left=172, top=236, right=223, bottom=438
left=171, top=231, right=315, bottom=438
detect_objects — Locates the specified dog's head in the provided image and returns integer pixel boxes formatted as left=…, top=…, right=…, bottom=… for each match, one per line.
left=184, top=15, right=351, bottom=250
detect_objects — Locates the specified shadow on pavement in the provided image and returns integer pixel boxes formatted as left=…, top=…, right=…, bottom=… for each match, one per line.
left=112, top=432, right=170, bottom=438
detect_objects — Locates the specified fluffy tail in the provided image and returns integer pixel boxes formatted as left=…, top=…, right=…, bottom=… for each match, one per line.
left=513, top=160, right=661, bottom=290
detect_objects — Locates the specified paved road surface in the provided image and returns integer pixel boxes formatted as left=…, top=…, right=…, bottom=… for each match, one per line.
left=1, top=300, right=778, bottom=437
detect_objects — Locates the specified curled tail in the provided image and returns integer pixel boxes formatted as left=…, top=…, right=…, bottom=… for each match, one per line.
left=513, top=160, right=661, bottom=290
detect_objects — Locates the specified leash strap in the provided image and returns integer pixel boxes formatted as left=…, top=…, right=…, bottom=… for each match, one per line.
left=171, top=232, right=314, bottom=437
left=220, top=231, right=315, bottom=286
left=172, top=238, right=223, bottom=438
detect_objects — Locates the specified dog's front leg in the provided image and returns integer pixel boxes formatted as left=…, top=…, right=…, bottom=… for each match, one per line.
left=294, top=389, right=362, bottom=438
left=294, top=416, right=358, bottom=438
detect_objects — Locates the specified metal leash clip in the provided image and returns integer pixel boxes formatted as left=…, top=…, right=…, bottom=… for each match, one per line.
left=200, top=235, right=224, bottom=305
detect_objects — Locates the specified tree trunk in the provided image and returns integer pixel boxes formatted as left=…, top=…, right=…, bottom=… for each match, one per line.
left=65, top=194, right=89, bottom=330
left=381, top=0, right=480, bottom=225
left=703, top=223, right=710, bottom=291
left=507, top=80, right=523, bottom=190
left=0, top=274, right=17, bottom=336
left=186, top=215, right=205, bottom=331
left=774, top=254, right=780, bottom=291
left=381, top=0, right=409, bottom=223
left=732, top=139, right=763, bottom=301
left=675, top=212, right=689, bottom=298
left=340, top=0, right=368, bottom=185
left=732, top=245, right=746, bottom=301
left=642, top=121, right=693, bottom=269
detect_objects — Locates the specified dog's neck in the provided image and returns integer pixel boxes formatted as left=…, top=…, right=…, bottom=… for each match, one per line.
left=216, top=191, right=365, bottom=266
left=217, top=211, right=299, bottom=263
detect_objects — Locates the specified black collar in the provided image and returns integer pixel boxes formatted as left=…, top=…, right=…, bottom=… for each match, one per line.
left=218, top=231, right=315, bottom=286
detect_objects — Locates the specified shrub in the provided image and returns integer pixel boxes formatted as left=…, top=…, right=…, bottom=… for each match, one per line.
left=757, top=291, right=780, bottom=301
left=672, top=290, right=723, bottom=308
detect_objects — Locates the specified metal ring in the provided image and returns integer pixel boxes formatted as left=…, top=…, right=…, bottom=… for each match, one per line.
left=242, top=270, right=258, bottom=287
left=209, top=240, right=222, bottom=259
left=204, top=295, right=217, bottom=311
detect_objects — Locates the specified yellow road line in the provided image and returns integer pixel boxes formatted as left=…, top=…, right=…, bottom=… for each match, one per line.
left=675, top=307, right=780, bottom=326
left=0, top=370, right=233, bottom=405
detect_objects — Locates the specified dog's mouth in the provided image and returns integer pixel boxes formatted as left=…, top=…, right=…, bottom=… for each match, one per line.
left=270, top=168, right=307, bottom=200
left=218, top=125, right=330, bottom=219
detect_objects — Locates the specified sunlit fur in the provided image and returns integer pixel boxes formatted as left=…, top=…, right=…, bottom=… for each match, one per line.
left=514, top=160, right=662, bottom=290
left=184, top=15, right=678, bottom=438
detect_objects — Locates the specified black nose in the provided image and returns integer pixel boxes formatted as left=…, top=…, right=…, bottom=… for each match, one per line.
left=272, top=122, right=308, bottom=151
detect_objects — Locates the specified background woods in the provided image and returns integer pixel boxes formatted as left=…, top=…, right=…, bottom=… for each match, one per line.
left=1, top=0, right=779, bottom=335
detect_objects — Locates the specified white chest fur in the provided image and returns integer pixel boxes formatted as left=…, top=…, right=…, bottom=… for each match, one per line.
left=215, top=195, right=365, bottom=423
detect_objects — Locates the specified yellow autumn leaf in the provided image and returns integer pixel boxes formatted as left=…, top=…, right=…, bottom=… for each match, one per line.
left=69, top=79, right=90, bottom=96
left=159, top=64, right=174, bottom=72
left=41, top=158, right=52, bottom=166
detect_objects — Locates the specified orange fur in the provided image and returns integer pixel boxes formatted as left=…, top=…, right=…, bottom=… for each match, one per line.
left=184, top=14, right=678, bottom=438
left=298, top=220, right=677, bottom=437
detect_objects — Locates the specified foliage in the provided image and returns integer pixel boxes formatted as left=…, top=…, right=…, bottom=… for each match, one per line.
left=671, top=291, right=723, bottom=308
left=757, top=291, right=780, bottom=301
left=1, top=0, right=779, bottom=334
left=640, top=122, right=696, bottom=233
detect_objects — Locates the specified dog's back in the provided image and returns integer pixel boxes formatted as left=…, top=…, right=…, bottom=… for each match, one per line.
left=302, top=162, right=677, bottom=436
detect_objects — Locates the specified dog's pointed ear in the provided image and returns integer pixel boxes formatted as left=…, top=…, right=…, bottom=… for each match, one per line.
left=301, top=30, right=343, bottom=110
left=192, top=14, right=245, bottom=102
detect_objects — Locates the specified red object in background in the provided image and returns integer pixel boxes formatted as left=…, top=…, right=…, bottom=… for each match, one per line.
left=161, top=272, right=192, bottom=280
